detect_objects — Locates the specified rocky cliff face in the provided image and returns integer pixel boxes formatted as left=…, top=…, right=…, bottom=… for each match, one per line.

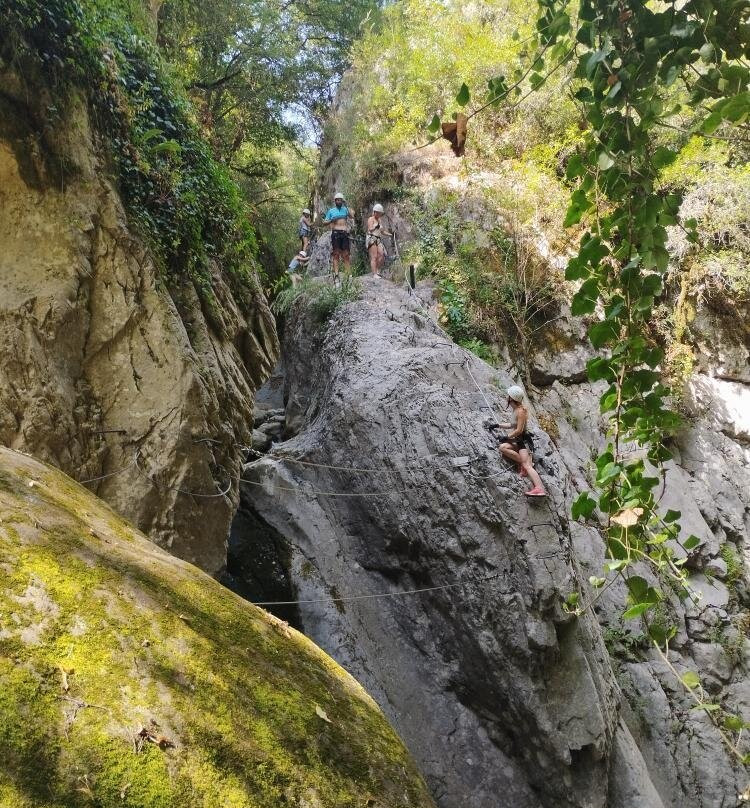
left=0, top=64, right=278, bottom=573
left=231, top=275, right=748, bottom=807
left=0, top=446, right=434, bottom=807
left=531, top=307, right=750, bottom=808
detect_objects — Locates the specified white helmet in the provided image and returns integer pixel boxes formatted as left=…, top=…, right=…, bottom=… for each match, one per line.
left=507, top=385, right=524, bottom=402
left=334, top=191, right=345, bottom=201
left=373, top=203, right=384, bottom=213
left=299, top=250, right=307, bottom=257
left=302, top=208, right=311, bottom=215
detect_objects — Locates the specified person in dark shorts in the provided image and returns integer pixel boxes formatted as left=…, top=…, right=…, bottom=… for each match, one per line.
left=299, top=208, right=312, bottom=251
left=491, top=385, right=546, bottom=497
left=323, top=192, right=354, bottom=280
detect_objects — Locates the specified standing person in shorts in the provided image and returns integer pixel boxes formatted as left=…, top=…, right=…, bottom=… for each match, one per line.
left=366, top=203, right=392, bottom=279
left=323, top=192, right=354, bottom=280
left=299, top=208, right=312, bottom=252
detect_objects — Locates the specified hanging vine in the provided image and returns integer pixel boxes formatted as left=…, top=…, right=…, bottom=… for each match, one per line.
left=432, top=0, right=749, bottom=761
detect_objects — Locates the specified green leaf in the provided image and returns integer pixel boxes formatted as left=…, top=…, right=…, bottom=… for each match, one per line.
left=648, top=620, right=677, bottom=645
left=625, top=576, right=649, bottom=602
left=692, top=702, right=720, bottom=712
left=681, top=670, right=700, bottom=689
left=151, top=140, right=182, bottom=155
left=565, top=257, right=589, bottom=281
left=530, top=72, right=545, bottom=90
left=588, top=320, right=618, bottom=348
left=682, top=535, right=701, bottom=550
left=724, top=714, right=744, bottom=732
left=623, top=602, right=655, bottom=619
left=456, top=83, right=470, bottom=107
left=566, top=154, right=584, bottom=180
left=427, top=114, right=441, bottom=134
left=589, top=576, right=606, bottom=588
left=652, top=146, right=678, bottom=169
left=564, top=188, right=592, bottom=228
left=699, top=43, right=715, bottom=63
left=664, top=509, right=681, bottom=523
left=571, top=277, right=598, bottom=315
left=597, top=151, right=615, bottom=170
left=597, top=461, right=621, bottom=484
left=586, top=48, right=608, bottom=79
left=572, top=492, right=597, bottom=520
left=587, top=357, right=613, bottom=382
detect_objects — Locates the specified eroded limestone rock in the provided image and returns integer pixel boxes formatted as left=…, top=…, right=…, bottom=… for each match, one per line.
left=0, top=69, right=278, bottom=573
left=238, top=280, right=627, bottom=808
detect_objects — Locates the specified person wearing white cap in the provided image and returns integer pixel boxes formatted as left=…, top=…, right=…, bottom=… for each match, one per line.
left=287, top=249, right=310, bottom=288
left=298, top=207, right=312, bottom=251
left=323, top=192, right=354, bottom=280
left=492, top=385, right=546, bottom=496
left=366, top=202, right=392, bottom=279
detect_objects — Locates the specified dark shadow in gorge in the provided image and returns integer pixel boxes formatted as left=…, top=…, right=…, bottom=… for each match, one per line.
left=219, top=485, right=301, bottom=628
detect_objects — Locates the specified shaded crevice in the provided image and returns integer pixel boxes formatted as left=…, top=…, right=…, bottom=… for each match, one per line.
left=221, top=486, right=301, bottom=628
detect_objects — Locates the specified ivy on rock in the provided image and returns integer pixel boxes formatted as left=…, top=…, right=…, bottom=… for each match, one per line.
left=433, top=0, right=749, bottom=762
left=540, top=0, right=750, bottom=763
left=2, top=0, right=259, bottom=303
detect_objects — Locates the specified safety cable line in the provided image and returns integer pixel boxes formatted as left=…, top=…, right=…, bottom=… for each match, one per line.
left=250, top=571, right=506, bottom=607
left=244, top=446, right=490, bottom=475
left=77, top=454, right=139, bottom=485
left=246, top=449, right=393, bottom=474
left=463, top=358, right=501, bottom=421
left=237, top=475, right=390, bottom=498
left=135, top=451, right=234, bottom=499
left=251, top=582, right=461, bottom=606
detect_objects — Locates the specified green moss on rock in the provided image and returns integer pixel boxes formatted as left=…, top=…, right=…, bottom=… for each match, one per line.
left=0, top=448, right=434, bottom=808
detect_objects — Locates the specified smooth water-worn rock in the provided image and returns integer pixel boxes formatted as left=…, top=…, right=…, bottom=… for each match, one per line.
left=237, top=279, right=646, bottom=808
left=235, top=279, right=749, bottom=807
left=0, top=446, right=434, bottom=808
left=0, top=66, right=278, bottom=573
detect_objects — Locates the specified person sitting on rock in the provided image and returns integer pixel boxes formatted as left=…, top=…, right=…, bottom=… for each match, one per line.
left=299, top=208, right=312, bottom=252
left=366, top=203, right=392, bottom=279
left=323, top=192, right=353, bottom=281
left=287, top=249, right=310, bottom=288
left=492, top=385, right=546, bottom=497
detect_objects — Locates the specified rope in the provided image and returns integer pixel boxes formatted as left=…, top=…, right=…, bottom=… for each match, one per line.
left=237, top=475, right=390, bottom=498
left=250, top=571, right=507, bottom=607
left=463, top=358, right=501, bottom=423
left=77, top=455, right=138, bottom=485
left=251, top=581, right=463, bottom=606
left=135, top=452, right=234, bottom=499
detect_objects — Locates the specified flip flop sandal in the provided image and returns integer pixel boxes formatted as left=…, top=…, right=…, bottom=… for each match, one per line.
left=524, top=489, right=547, bottom=497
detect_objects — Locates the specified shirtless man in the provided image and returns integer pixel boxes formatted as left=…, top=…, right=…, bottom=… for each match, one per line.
left=323, top=192, right=354, bottom=280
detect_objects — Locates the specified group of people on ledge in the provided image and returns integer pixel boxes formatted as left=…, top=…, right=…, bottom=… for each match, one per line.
left=287, top=192, right=392, bottom=285
left=286, top=196, right=547, bottom=497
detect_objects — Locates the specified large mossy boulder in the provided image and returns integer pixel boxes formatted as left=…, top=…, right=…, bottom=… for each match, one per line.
left=0, top=447, right=434, bottom=808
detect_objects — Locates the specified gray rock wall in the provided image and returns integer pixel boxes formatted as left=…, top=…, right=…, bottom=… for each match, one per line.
left=0, top=67, right=278, bottom=573
left=234, top=274, right=749, bottom=806
left=238, top=279, right=670, bottom=807
left=532, top=323, right=750, bottom=808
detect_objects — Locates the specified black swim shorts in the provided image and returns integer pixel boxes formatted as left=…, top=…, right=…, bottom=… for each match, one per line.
left=331, top=230, right=350, bottom=253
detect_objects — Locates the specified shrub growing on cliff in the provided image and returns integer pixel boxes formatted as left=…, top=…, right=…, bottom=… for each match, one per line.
left=2, top=0, right=259, bottom=301
left=272, top=276, right=363, bottom=323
